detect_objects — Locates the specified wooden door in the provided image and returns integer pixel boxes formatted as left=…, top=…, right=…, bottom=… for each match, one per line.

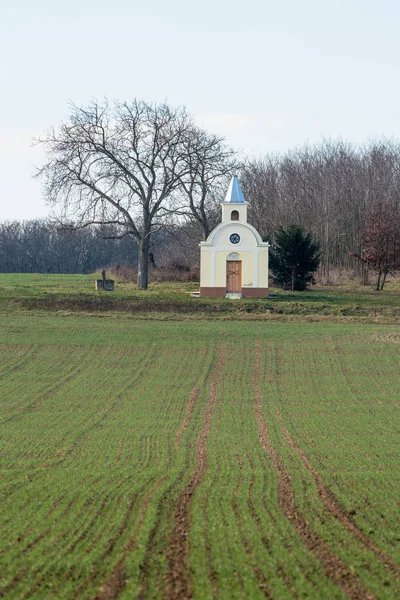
left=226, top=261, right=242, bottom=292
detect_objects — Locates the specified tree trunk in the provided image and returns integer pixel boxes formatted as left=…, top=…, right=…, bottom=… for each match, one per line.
left=202, top=222, right=210, bottom=240
left=380, top=270, right=388, bottom=290
left=376, top=271, right=382, bottom=291
left=137, top=236, right=150, bottom=290
left=361, top=263, right=368, bottom=285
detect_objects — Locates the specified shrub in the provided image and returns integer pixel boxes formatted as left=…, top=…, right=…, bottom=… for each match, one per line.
left=270, top=225, right=321, bottom=291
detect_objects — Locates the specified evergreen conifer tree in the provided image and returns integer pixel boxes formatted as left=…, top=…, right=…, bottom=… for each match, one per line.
left=269, top=225, right=321, bottom=291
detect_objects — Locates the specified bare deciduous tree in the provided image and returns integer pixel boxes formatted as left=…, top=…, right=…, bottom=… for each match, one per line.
left=350, top=200, right=400, bottom=290
left=35, top=99, right=196, bottom=289
left=242, top=139, right=400, bottom=281
left=179, top=129, right=238, bottom=239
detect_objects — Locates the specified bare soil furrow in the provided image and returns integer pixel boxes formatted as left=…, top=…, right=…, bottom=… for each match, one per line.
left=246, top=453, right=303, bottom=598
left=135, top=476, right=186, bottom=600
left=92, top=475, right=169, bottom=600
left=18, top=472, right=154, bottom=599
left=1, top=349, right=93, bottom=426
left=253, top=342, right=375, bottom=600
left=200, top=478, right=219, bottom=599
left=164, top=346, right=225, bottom=600
left=0, top=569, right=28, bottom=598
left=232, top=446, right=272, bottom=599
left=175, top=387, right=200, bottom=451
left=0, top=344, right=37, bottom=378
left=2, top=497, right=78, bottom=564
left=19, top=497, right=111, bottom=600
left=275, top=409, right=400, bottom=579
left=92, top=349, right=205, bottom=599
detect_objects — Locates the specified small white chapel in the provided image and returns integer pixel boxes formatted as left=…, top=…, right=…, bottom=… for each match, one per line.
left=200, top=176, right=269, bottom=298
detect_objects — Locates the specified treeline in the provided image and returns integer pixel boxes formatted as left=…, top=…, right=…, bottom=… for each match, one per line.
left=0, top=221, right=136, bottom=273
left=0, top=220, right=199, bottom=274
left=242, top=139, right=400, bottom=277
left=2, top=140, right=400, bottom=277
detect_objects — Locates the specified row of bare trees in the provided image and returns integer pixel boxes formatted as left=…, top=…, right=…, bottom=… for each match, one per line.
left=8, top=99, right=400, bottom=286
left=0, top=220, right=201, bottom=275
left=36, top=100, right=236, bottom=288
left=0, top=221, right=136, bottom=274
left=241, top=139, right=400, bottom=280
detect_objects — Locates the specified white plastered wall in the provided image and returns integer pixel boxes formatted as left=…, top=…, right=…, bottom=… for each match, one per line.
left=257, top=251, right=269, bottom=288
left=200, top=222, right=269, bottom=289
left=200, top=250, right=213, bottom=286
left=221, top=203, right=248, bottom=223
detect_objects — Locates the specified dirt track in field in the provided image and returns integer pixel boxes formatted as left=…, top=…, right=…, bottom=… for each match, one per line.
left=164, top=346, right=225, bottom=600
left=275, top=408, right=400, bottom=580
left=253, top=342, right=375, bottom=600
left=95, top=476, right=169, bottom=600
left=231, top=441, right=272, bottom=598
left=175, top=387, right=200, bottom=451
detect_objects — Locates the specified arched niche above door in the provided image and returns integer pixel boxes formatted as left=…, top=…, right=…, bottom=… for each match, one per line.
left=227, top=252, right=240, bottom=261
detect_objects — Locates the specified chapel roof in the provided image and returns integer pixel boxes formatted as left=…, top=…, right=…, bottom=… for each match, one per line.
left=223, top=175, right=246, bottom=204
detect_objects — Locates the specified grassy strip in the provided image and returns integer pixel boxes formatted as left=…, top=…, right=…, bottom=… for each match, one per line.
left=0, top=343, right=214, bottom=598
left=189, top=345, right=341, bottom=599
left=258, top=337, right=400, bottom=598
left=253, top=342, right=372, bottom=600
left=0, top=273, right=399, bottom=322
left=164, top=347, right=225, bottom=599
left=1, top=312, right=400, bottom=598
left=13, top=292, right=400, bottom=320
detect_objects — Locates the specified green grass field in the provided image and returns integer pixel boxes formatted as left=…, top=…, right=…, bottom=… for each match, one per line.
left=0, top=275, right=399, bottom=599
left=1, top=272, right=399, bottom=321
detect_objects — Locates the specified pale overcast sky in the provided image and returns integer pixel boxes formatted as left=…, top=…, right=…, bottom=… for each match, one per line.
left=1, top=0, right=400, bottom=220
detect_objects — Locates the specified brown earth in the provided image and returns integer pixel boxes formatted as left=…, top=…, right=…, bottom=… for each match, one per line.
left=95, top=476, right=169, bottom=600
left=275, top=408, right=400, bottom=580
left=231, top=441, right=272, bottom=598
left=245, top=452, right=306, bottom=597
left=164, top=346, right=225, bottom=600
left=175, top=387, right=200, bottom=451
left=253, top=341, right=375, bottom=600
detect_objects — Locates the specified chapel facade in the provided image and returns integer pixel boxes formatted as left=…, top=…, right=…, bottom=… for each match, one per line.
left=200, top=176, right=269, bottom=298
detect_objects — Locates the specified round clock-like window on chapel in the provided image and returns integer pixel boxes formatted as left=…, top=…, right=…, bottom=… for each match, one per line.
left=230, top=233, right=240, bottom=244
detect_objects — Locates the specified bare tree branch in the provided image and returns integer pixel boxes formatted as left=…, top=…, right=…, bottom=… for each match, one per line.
left=35, top=99, right=200, bottom=288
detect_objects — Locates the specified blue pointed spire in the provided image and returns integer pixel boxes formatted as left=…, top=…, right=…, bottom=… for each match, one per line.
left=224, top=175, right=246, bottom=203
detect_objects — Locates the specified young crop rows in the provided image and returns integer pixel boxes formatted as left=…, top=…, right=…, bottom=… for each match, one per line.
left=0, top=321, right=399, bottom=599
